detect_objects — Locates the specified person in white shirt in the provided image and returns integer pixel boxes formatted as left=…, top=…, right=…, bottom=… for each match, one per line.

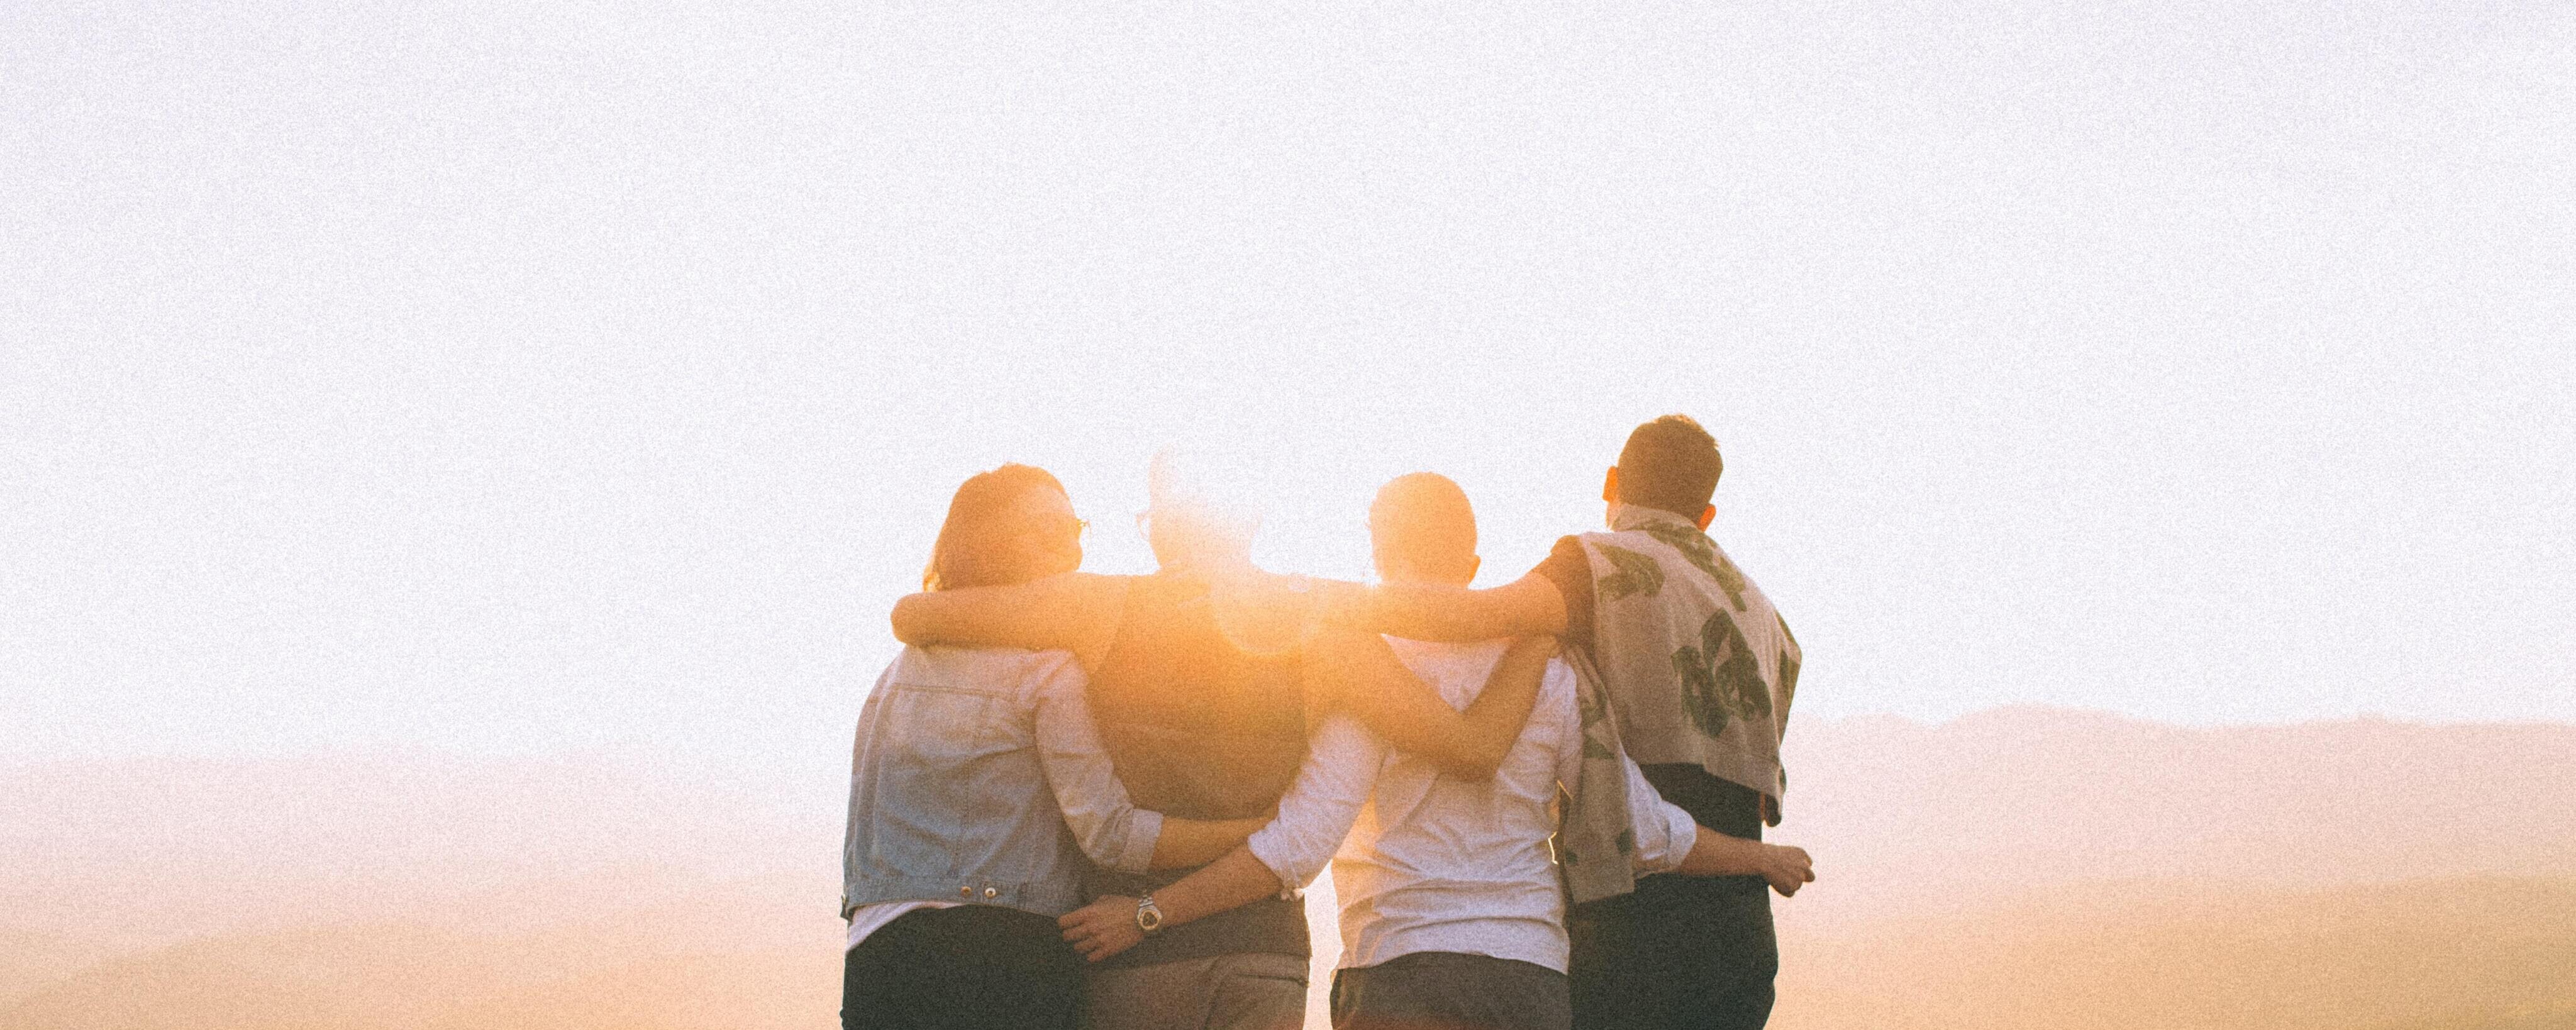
left=1059, top=473, right=1815, bottom=1030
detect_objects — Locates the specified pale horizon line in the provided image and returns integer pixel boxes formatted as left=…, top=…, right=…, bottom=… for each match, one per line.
left=9, top=702, right=2573, bottom=772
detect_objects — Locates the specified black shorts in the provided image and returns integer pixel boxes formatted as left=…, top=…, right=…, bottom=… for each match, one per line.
left=841, top=905, right=1084, bottom=1030
left=1568, top=767, right=1779, bottom=1030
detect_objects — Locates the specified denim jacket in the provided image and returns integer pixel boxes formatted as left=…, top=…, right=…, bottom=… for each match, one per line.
left=841, top=645, right=1165, bottom=919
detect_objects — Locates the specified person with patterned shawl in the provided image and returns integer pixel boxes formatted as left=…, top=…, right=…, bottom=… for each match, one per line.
left=1322, top=414, right=1813, bottom=1030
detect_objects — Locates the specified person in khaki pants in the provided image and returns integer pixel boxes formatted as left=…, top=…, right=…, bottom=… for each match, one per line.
left=1077, top=951, right=1313, bottom=1030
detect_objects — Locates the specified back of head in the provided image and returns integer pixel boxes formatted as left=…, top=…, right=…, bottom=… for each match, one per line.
left=1616, top=414, right=1723, bottom=518
left=1145, top=448, right=1263, bottom=572
left=923, top=463, right=1075, bottom=591
left=1370, top=472, right=1479, bottom=585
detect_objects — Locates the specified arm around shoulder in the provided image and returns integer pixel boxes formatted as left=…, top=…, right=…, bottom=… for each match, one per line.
left=891, top=572, right=1125, bottom=666
left=1305, top=629, right=1553, bottom=780
left=1321, top=573, right=1567, bottom=643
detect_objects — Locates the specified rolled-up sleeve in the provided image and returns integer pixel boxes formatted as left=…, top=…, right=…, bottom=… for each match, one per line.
left=1244, top=715, right=1379, bottom=894
left=1622, top=755, right=1702, bottom=875
left=1029, top=655, right=1163, bottom=874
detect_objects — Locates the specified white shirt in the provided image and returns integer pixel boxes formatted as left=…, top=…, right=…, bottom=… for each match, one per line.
left=1244, top=639, right=1701, bottom=974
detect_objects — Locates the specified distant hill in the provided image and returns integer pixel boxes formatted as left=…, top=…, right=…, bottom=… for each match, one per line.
left=0, top=753, right=828, bottom=946
left=1775, top=707, right=2576, bottom=927
left=0, top=868, right=841, bottom=1030
left=10, top=710, right=2567, bottom=942
left=6, top=922, right=533, bottom=1030
left=0, top=924, right=839, bottom=1030
left=1772, top=876, right=2576, bottom=1030
left=2388, top=1007, right=2576, bottom=1030
left=9, top=871, right=2567, bottom=1030
left=6, top=709, right=2573, bottom=1029
left=0, top=926, right=128, bottom=1011
left=2390, top=1004, right=2576, bottom=1029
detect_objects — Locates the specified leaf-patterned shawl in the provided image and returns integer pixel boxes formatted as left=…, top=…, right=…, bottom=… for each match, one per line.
left=1555, top=504, right=1801, bottom=905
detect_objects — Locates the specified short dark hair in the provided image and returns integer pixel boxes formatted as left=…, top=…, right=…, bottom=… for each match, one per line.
left=924, top=463, right=1070, bottom=591
left=1369, top=472, right=1478, bottom=582
left=1616, top=414, right=1722, bottom=517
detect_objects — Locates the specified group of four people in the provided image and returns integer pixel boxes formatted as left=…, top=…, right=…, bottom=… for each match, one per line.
left=841, top=414, right=1813, bottom=1030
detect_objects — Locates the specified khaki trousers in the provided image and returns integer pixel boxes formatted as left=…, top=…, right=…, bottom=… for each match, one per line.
left=1082, top=952, right=1308, bottom=1030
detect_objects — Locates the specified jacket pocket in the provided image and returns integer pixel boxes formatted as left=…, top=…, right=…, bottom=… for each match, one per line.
left=858, top=683, right=1033, bottom=877
left=882, top=682, right=1018, bottom=758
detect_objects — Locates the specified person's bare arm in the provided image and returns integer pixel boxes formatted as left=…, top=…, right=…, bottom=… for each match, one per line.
left=1321, top=573, right=1567, bottom=643
left=1058, top=846, right=1285, bottom=961
left=889, top=572, right=1126, bottom=670
left=1613, top=748, right=1814, bottom=896
left=1305, top=629, right=1552, bottom=780
left=1675, top=828, right=1815, bottom=897
left=1146, top=817, right=1269, bottom=869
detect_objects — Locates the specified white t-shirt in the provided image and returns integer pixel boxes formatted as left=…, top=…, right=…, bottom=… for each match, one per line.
left=1244, top=640, right=1700, bottom=974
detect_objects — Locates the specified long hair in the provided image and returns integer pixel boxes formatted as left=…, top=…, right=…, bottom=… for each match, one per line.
left=923, top=463, right=1071, bottom=592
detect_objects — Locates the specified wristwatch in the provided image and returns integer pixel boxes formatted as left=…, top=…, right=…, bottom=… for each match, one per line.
left=1134, top=892, right=1165, bottom=935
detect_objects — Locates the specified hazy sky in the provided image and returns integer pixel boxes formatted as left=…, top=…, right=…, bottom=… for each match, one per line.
left=5, top=1, right=2570, bottom=771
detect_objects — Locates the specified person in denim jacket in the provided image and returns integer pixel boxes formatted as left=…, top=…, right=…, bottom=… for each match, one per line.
left=841, top=463, right=1267, bottom=1030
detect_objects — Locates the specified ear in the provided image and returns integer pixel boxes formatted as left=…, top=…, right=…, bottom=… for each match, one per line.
left=1695, top=504, right=1715, bottom=531
left=1601, top=467, right=1620, bottom=504
left=1464, top=554, right=1482, bottom=584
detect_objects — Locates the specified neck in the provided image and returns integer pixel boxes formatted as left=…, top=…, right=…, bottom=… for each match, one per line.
left=1609, top=501, right=1700, bottom=532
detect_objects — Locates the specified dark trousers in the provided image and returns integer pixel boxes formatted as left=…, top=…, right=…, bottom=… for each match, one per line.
left=1329, top=951, right=1572, bottom=1030
left=841, top=905, right=1084, bottom=1030
left=1568, top=767, right=1779, bottom=1030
